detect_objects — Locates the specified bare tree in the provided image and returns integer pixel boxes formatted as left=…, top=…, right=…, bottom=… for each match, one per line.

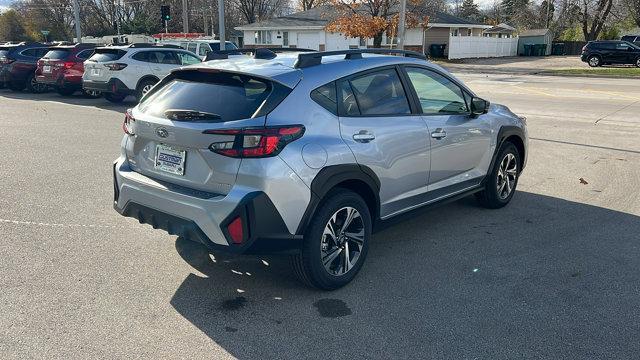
left=581, top=0, right=614, bottom=40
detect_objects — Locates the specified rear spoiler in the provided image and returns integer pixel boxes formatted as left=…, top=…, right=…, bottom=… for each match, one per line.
left=205, top=47, right=315, bottom=61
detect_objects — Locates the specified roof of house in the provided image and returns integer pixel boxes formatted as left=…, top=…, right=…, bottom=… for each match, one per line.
left=236, top=6, right=486, bottom=30
left=520, top=29, right=551, bottom=37
left=484, top=23, right=516, bottom=33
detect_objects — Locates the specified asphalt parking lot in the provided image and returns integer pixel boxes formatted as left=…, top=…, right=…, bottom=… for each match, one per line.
left=1, top=73, right=639, bottom=359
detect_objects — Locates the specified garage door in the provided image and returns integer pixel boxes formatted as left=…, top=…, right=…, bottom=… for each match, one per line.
left=297, top=32, right=321, bottom=50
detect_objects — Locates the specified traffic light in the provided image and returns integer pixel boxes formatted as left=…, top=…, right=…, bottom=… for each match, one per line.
left=161, top=5, right=171, bottom=21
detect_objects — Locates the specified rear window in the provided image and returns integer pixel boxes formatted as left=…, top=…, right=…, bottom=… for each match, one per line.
left=88, top=49, right=126, bottom=62
left=139, top=72, right=290, bottom=122
left=43, top=49, right=70, bottom=60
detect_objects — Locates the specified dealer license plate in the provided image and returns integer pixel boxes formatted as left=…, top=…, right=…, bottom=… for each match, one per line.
left=155, top=144, right=186, bottom=176
left=43, top=65, right=51, bottom=73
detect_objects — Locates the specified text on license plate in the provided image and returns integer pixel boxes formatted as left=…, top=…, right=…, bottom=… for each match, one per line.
left=155, top=144, right=186, bottom=176
left=91, top=68, right=100, bottom=76
left=43, top=66, right=51, bottom=73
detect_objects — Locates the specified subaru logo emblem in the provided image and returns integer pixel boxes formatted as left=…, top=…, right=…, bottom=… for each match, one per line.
left=156, top=127, right=169, bottom=138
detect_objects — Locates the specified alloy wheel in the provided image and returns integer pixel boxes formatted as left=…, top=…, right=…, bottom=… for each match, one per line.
left=496, top=153, right=517, bottom=200
left=320, top=207, right=365, bottom=276
left=589, top=56, right=600, bottom=67
left=142, top=84, right=154, bottom=96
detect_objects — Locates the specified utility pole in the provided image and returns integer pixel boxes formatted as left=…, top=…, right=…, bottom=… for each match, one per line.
left=116, top=0, right=121, bottom=36
left=397, top=0, right=406, bottom=49
left=182, top=0, right=189, bottom=33
left=73, top=0, right=82, bottom=42
left=218, top=0, right=225, bottom=44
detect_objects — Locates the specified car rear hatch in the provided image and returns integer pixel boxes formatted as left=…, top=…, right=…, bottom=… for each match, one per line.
left=124, top=68, right=296, bottom=195
left=37, top=48, right=71, bottom=81
left=0, top=46, right=16, bottom=73
left=83, top=48, right=127, bottom=83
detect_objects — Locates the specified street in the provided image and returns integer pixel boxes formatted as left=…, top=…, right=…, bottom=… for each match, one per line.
left=1, top=73, right=640, bottom=359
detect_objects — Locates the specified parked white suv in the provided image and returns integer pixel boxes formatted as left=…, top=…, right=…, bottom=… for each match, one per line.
left=82, top=44, right=201, bottom=103
left=163, top=40, right=238, bottom=60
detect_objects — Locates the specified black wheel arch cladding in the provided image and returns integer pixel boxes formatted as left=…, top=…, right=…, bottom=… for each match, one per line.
left=296, top=164, right=381, bottom=235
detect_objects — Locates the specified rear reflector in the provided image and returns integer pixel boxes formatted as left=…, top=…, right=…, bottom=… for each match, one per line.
left=227, top=217, right=244, bottom=244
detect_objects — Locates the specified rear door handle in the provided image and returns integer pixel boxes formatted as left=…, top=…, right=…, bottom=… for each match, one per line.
left=431, top=128, right=447, bottom=139
left=353, top=131, right=375, bottom=143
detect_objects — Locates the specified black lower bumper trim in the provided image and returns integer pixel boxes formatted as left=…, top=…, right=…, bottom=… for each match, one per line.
left=83, top=78, right=133, bottom=95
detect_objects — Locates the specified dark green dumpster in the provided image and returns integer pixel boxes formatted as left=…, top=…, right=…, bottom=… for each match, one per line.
left=523, top=44, right=533, bottom=56
left=429, top=44, right=446, bottom=58
left=535, top=44, right=547, bottom=56
left=552, top=43, right=565, bottom=55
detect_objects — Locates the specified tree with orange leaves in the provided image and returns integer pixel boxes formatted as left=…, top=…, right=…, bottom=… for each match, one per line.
left=325, top=0, right=430, bottom=48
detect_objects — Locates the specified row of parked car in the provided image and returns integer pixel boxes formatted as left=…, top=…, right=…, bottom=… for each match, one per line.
left=0, top=40, right=234, bottom=103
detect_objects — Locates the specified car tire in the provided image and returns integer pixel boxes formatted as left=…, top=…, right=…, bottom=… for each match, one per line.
left=292, top=189, right=371, bottom=290
left=25, top=73, right=47, bottom=93
left=104, top=92, right=127, bottom=103
left=476, top=142, right=521, bottom=209
left=636, top=57, right=640, bottom=68
left=57, top=87, right=75, bottom=96
left=82, top=89, right=102, bottom=99
left=587, top=55, right=601, bottom=67
left=136, top=78, right=157, bottom=102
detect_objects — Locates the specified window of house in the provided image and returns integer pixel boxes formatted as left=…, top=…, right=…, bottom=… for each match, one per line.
left=282, top=31, right=289, bottom=46
left=255, top=31, right=272, bottom=44
left=359, top=37, right=367, bottom=47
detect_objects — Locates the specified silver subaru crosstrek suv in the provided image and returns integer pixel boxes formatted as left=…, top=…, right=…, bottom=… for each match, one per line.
left=113, top=49, right=528, bottom=290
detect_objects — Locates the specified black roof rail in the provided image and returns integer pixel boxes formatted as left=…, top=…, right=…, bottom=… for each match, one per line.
left=128, top=43, right=181, bottom=49
left=205, top=47, right=315, bottom=61
left=294, top=49, right=427, bottom=69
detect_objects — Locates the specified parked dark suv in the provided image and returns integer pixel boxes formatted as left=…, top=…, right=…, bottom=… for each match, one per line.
left=581, top=40, right=640, bottom=68
left=621, top=35, right=640, bottom=46
left=0, top=42, right=50, bottom=92
left=35, top=43, right=99, bottom=97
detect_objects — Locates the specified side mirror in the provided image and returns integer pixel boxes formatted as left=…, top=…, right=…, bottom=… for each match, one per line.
left=471, top=97, right=490, bottom=116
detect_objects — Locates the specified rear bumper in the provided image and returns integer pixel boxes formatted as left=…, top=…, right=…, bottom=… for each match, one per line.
left=83, top=78, right=134, bottom=95
left=113, top=158, right=302, bottom=254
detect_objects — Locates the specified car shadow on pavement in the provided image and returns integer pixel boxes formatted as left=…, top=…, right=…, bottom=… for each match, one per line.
left=0, top=88, right=135, bottom=111
left=169, top=191, right=640, bottom=359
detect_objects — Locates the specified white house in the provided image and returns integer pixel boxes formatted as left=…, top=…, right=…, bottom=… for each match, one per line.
left=235, top=6, right=509, bottom=59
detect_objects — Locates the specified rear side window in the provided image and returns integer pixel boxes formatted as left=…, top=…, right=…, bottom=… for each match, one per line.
left=187, top=43, right=197, bottom=53
left=132, top=51, right=150, bottom=62
left=88, top=49, right=126, bottom=62
left=139, top=72, right=290, bottom=122
left=348, top=68, right=411, bottom=116
left=311, top=82, right=337, bottom=114
left=21, top=48, right=43, bottom=57
left=43, top=49, right=70, bottom=60
left=76, top=49, right=94, bottom=59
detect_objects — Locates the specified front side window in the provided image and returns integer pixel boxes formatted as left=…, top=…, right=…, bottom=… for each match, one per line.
left=405, top=67, right=468, bottom=115
left=177, top=52, right=201, bottom=65
left=348, top=68, right=411, bottom=116
left=187, top=43, right=197, bottom=53
left=198, top=43, right=211, bottom=57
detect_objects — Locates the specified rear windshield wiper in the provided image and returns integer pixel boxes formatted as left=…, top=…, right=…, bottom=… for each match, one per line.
left=164, top=109, right=222, bottom=122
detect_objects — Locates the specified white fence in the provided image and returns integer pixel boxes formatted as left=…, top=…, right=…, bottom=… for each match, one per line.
left=448, top=36, right=518, bottom=60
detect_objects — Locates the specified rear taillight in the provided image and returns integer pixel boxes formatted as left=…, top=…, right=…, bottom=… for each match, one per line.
left=106, top=63, right=127, bottom=71
left=0, top=57, right=14, bottom=65
left=582, top=45, right=587, bottom=52
left=123, top=109, right=135, bottom=135
left=204, top=125, right=305, bottom=158
left=63, top=61, right=75, bottom=69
